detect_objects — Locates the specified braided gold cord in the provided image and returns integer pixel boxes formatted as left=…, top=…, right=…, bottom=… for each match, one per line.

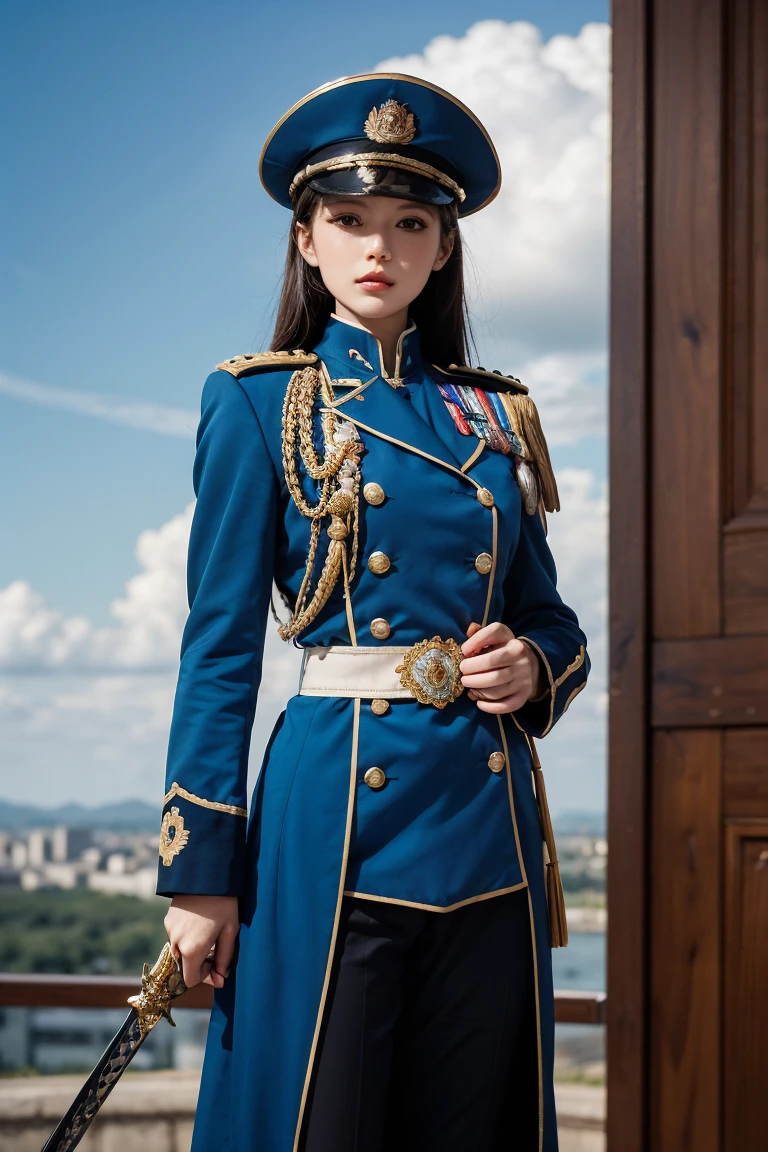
left=277, top=366, right=363, bottom=641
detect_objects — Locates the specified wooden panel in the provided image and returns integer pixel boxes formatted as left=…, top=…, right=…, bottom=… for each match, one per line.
left=652, top=636, right=768, bottom=727
left=724, top=729, right=768, bottom=817
left=607, top=0, right=651, bottom=1147
left=651, top=0, right=723, bottom=640
left=650, top=730, right=721, bottom=1152
left=724, top=822, right=768, bottom=1150
left=723, top=0, right=768, bottom=631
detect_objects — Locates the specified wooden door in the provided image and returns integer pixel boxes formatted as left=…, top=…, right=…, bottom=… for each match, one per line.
left=609, top=0, right=768, bottom=1149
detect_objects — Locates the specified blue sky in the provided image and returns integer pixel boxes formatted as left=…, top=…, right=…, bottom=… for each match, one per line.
left=1, top=0, right=607, bottom=619
left=1, top=1, right=610, bottom=809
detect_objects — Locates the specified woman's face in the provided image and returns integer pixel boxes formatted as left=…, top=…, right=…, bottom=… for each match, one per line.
left=295, top=193, right=455, bottom=322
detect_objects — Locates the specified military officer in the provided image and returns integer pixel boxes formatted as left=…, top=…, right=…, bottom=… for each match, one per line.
left=157, top=72, right=590, bottom=1152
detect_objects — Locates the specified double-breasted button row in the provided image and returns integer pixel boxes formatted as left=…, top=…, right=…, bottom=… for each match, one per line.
left=475, top=552, right=493, bottom=575
left=364, top=766, right=387, bottom=789
left=371, top=699, right=390, bottom=715
left=370, top=618, right=391, bottom=640
left=488, top=751, right=506, bottom=773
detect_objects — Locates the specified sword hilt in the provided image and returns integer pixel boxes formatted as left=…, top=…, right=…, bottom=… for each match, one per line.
left=127, top=941, right=188, bottom=1037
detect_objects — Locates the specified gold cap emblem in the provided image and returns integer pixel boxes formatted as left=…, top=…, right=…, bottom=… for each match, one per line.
left=364, top=99, right=416, bottom=145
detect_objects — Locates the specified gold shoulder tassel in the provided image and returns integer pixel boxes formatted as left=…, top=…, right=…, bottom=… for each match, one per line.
left=525, top=732, right=568, bottom=948
left=497, top=392, right=560, bottom=514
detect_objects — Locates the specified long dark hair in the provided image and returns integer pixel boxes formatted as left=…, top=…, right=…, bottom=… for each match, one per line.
left=269, top=184, right=476, bottom=366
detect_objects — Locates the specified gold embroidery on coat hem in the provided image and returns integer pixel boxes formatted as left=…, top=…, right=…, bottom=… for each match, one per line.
left=162, top=782, right=247, bottom=818
left=159, top=807, right=190, bottom=866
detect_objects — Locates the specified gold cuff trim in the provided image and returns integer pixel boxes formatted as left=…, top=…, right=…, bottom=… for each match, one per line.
left=162, top=782, right=247, bottom=818
left=289, top=152, right=466, bottom=204
left=563, top=680, right=587, bottom=713
left=554, top=644, right=586, bottom=687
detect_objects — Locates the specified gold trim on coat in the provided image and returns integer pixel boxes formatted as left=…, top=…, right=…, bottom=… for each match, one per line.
left=316, top=408, right=491, bottom=495
left=341, top=881, right=527, bottom=913
left=516, top=637, right=556, bottom=736
left=329, top=312, right=417, bottom=387
left=292, top=696, right=361, bottom=1152
left=161, top=782, right=247, bottom=818
left=460, top=438, right=486, bottom=472
left=563, top=680, right=587, bottom=713
left=497, top=713, right=544, bottom=1150
left=482, top=503, right=499, bottom=628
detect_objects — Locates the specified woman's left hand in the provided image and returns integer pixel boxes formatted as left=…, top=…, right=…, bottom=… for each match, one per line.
left=459, top=621, right=545, bottom=713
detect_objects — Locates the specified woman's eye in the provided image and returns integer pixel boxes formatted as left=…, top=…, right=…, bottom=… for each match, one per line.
left=332, top=214, right=360, bottom=226
left=398, top=218, right=427, bottom=230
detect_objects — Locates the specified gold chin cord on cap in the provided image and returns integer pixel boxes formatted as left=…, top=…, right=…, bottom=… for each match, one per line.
left=288, top=152, right=467, bottom=205
left=275, top=364, right=364, bottom=641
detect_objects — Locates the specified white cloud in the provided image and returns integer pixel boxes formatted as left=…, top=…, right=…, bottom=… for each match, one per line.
left=0, top=372, right=198, bottom=438
left=375, top=20, right=611, bottom=366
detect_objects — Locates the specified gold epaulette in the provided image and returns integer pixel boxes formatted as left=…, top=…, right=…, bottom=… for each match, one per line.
left=432, top=362, right=529, bottom=395
left=215, top=349, right=318, bottom=378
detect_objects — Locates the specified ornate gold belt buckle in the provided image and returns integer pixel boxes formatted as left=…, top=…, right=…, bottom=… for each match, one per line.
left=394, top=635, right=465, bottom=709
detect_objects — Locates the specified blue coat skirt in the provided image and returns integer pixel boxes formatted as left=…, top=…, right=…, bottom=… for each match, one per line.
left=155, top=315, right=591, bottom=1151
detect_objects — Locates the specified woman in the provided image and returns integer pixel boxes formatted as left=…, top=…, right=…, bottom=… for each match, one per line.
left=157, top=73, right=590, bottom=1152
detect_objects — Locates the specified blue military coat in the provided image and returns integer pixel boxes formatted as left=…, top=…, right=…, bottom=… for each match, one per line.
left=156, top=312, right=590, bottom=1151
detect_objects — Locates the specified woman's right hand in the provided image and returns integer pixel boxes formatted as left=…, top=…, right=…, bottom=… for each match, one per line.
left=164, top=894, right=240, bottom=989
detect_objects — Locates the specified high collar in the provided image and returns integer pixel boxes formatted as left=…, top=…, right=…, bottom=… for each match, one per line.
left=311, top=312, right=423, bottom=386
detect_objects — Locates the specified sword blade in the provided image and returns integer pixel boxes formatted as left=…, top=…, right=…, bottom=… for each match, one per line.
left=41, top=1006, right=147, bottom=1152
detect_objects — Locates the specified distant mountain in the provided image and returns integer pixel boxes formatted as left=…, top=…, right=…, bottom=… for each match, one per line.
left=0, top=798, right=159, bottom=832
left=553, top=810, right=607, bottom=837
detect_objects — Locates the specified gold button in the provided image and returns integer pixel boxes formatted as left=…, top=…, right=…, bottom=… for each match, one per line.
left=371, top=699, right=390, bottom=715
left=475, top=552, right=493, bottom=574
left=364, top=767, right=387, bottom=789
left=477, top=487, right=494, bottom=507
left=363, top=482, right=386, bottom=505
left=488, top=751, right=506, bottom=773
left=370, top=618, right=391, bottom=640
left=368, top=550, right=391, bottom=575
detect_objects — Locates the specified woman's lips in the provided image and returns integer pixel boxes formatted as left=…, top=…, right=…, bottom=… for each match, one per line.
left=356, top=279, right=393, bottom=291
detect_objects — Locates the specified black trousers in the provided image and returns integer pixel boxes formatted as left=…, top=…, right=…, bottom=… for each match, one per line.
left=299, top=886, right=539, bottom=1152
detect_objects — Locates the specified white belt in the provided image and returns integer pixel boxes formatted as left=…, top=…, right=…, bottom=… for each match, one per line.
left=297, top=637, right=467, bottom=709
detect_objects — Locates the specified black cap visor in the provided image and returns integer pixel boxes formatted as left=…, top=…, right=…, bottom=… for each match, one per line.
left=307, top=163, right=454, bottom=207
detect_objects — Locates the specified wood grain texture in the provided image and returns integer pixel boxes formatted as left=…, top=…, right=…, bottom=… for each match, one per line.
left=607, top=1, right=651, bottom=1149
left=723, top=728, right=768, bottom=817
left=650, top=729, right=721, bottom=1152
left=724, top=821, right=768, bottom=1150
left=652, top=636, right=768, bottom=726
left=651, top=0, right=723, bottom=639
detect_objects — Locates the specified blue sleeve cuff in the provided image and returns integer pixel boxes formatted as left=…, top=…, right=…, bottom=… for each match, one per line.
left=512, top=634, right=590, bottom=738
left=156, top=787, right=248, bottom=898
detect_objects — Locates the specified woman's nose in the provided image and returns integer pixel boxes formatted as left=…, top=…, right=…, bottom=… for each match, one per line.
left=365, top=234, right=390, bottom=260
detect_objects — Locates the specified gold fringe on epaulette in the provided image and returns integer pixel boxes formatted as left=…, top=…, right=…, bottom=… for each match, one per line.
left=497, top=393, right=560, bottom=514
left=526, top=733, right=568, bottom=948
